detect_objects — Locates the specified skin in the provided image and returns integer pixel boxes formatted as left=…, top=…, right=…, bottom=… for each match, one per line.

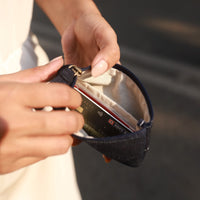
left=36, top=0, right=120, bottom=76
left=0, top=57, right=84, bottom=174
left=0, top=0, right=120, bottom=174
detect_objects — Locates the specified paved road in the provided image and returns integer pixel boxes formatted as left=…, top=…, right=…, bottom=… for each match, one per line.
left=31, top=1, right=200, bottom=200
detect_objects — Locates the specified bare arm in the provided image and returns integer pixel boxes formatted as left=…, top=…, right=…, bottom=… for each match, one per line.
left=35, top=0, right=101, bottom=35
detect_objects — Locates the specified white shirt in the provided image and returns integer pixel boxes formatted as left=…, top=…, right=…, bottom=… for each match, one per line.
left=0, top=1, right=81, bottom=199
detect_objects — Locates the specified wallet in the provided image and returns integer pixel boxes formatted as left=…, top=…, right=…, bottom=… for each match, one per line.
left=51, top=64, right=154, bottom=167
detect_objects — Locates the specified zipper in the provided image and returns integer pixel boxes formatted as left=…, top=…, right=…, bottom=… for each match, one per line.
left=68, top=65, right=83, bottom=77
left=69, top=63, right=153, bottom=128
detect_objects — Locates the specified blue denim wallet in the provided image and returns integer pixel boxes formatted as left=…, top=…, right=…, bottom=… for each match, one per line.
left=51, top=64, right=153, bottom=167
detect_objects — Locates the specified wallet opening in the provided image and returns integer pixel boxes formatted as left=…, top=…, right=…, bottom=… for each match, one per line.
left=74, top=67, right=150, bottom=138
left=50, top=64, right=153, bottom=166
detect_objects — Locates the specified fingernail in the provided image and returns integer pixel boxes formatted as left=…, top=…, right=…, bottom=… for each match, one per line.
left=49, top=56, right=63, bottom=70
left=92, top=60, right=108, bottom=77
left=50, top=56, right=63, bottom=63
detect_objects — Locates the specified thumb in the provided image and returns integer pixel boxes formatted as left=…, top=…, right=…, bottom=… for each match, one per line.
left=91, top=24, right=120, bottom=77
left=0, top=56, right=63, bottom=83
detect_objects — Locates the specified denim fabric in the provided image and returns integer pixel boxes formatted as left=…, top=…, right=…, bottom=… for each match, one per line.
left=51, top=64, right=77, bottom=87
left=51, top=64, right=153, bottom=167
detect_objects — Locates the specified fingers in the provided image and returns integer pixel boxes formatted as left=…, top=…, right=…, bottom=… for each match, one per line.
left=0, top=134, right=73, bottom=173
left=26, top=110, right=84, bottom=136
left=0, top=81, right=84, bottom=136
left=1, top=81, right=84, bottom=135
left=0, top=81, right=84, bottom=174
left=0, top=56, right=63, bottom=83
left=91, top=22, right=120, bottom=77
left=0, top=156, right=43, bottom=174
left=16, top=82, right=82, bottom=109
left=27, top=56, right=64, bottom=82
left=21, top=134, right=74, bottom=157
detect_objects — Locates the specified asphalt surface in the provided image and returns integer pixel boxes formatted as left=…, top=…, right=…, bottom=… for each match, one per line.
left=31, top=1, right=200, bottom=200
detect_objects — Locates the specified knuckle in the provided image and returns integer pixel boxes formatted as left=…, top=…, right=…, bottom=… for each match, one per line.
left=112, top=44, right=120, bottom=58
left=111, top=30, right=118, bottom=41
left=54, top=84, right=77, bottom=106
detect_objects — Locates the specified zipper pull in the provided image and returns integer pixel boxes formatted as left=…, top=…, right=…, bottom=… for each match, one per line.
left=68, top=65, right=82, bottom=77
left=50, top=64, right=82, bottom=87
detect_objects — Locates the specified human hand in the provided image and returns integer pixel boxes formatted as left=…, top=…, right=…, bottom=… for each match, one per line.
left=36, top=0, right=120, bottom=77
left=0, top=57, right=84, bottom=174
left=61, top=13, right=120, bottom=77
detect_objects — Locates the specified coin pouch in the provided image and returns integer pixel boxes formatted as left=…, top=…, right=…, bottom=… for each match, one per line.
left=51, top=64, right=153, bottom=167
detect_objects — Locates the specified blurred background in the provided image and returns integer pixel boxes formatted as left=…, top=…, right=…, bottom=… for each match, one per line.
left=31, top=0, right=200, bottom=199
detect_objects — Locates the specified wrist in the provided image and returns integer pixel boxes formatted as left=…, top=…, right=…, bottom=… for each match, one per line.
left=60, top=0, right=101, bottom=34
left=36, top=0, right=101, bottom=35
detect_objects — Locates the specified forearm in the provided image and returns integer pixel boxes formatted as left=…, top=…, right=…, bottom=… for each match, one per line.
left=35, top=0, right=101, bottom=35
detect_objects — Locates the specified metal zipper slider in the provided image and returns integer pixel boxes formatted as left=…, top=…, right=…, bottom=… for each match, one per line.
left=69, top=65, right=82, bottom=77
